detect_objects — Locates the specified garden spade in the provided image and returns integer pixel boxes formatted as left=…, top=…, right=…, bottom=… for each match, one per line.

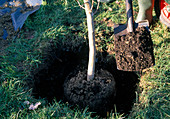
left=114, top=0, right=155, bottom=71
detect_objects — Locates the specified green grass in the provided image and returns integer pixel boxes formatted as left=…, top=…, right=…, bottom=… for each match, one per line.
left=0, top=0, right=169, bottom=118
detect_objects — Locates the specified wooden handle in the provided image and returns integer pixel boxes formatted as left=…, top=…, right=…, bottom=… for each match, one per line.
left=126, top=0, right=134, bottom=32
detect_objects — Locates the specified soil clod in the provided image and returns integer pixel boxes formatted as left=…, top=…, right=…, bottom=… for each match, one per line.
left=115, top=27, right=155, bottom=71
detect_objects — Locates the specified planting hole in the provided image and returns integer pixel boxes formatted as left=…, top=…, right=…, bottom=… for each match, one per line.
left=30, top=43, right=139, bottom=117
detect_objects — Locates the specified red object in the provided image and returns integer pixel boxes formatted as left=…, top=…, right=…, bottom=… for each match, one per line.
left=160, top=0, right=170, bottom=26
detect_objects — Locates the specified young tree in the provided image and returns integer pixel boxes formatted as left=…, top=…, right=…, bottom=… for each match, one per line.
left=84, top=0, right=96, bottom=81
left=76, top=0, right=100, bottom=81
left=64, top=1, right=116, bottom=112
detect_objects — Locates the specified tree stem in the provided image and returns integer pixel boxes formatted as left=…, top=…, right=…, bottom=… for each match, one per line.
left=84, top=0, right=96, bottom=81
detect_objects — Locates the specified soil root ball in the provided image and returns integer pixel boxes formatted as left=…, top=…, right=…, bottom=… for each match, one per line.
left=63, top=69, right=116, bottom=115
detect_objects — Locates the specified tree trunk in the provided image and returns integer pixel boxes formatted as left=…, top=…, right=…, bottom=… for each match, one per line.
left=84, top=0, right=96, bottom=81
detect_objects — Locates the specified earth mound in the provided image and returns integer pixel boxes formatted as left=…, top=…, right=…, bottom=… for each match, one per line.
left=64, top=69, right=116, bottom=116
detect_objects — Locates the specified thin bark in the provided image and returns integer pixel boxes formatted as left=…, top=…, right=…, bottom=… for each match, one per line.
left=84, top=0, right=96, bottom=81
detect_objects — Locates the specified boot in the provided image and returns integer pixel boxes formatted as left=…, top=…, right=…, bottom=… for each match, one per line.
left=136, top=0, right=155, bottom=24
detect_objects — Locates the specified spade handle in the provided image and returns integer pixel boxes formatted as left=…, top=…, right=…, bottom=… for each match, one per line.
left=126, top=0, right=134, bottom=32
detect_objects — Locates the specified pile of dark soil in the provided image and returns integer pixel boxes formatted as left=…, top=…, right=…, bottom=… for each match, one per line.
left=30, top=42, right=139, bottom=117
left=114, top=26, right=155, bottom=71
left=0, top=11, right=18, bottom=40
left=0, top=1, right=21, bottom=40
left=64, top=69, right=116, bottom=116
left=0, top=0, right=40, bottom=40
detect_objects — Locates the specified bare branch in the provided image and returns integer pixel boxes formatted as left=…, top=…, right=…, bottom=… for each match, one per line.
left=93, top=0, right=100, bottom=15
left=91, top=0, right=94, bottom=11
left=76, top=0, right=100, bottom=15
left=75, top=0, right=85, bottom=9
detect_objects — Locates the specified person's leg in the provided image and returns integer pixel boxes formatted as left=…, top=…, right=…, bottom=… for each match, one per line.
left=136, top=0, right=155, bottom=24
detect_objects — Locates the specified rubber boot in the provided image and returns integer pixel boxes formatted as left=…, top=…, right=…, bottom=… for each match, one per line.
left=136, top=0, right=155, bottom=24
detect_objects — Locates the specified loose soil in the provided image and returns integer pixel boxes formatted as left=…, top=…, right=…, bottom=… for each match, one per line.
left=114, top=27, right=155, bottom=71
left=64, top=69, right=116, bottom=116
left=0, top=1, right=39, bottom=40
left=30, top=42, right=139, bottom=117
left=0, top=12, right=18, bottom=40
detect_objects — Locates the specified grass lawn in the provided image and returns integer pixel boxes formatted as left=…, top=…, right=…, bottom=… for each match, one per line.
left=0, top=0, right=169, bottom=118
